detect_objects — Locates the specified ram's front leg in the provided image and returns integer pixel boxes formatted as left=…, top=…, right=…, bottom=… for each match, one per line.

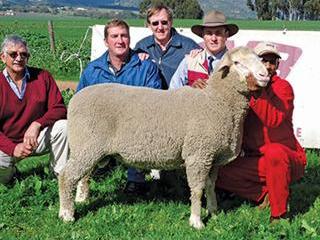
left=185, top=157, right=210, bottom=230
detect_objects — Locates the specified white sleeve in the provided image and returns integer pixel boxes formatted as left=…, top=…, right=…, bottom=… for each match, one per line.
left=169, top=57, right=188, bottom=89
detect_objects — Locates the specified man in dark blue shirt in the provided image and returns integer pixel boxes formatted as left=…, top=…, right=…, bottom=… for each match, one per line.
left=127, top=3, right=200, bottom=194
left=135, top=3, right=200, bottom=89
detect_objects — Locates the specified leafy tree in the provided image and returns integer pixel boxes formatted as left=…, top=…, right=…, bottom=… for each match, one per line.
left=139, top=0, right=203, bottom=19
left=247, top=0, right=320, bottom=19
left=276, top=0, right=305, bottom=20
left=247, top=0, right=273, bottom=19
left=304, top=0, right=320, bottom=19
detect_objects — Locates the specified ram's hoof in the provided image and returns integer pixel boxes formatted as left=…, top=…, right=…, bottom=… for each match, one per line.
left=59, top=209, right=75, bottom=222
left=189, top=214, right=205, bottom=230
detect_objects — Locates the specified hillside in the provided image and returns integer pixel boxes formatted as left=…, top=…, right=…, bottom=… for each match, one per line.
left=199, top=0, right=257, bottom=19
left=0, top=0, right=257, bottom=19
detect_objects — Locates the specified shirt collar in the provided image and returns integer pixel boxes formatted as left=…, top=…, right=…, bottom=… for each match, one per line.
left=3, top=67, right=30, bottom=83
left=103, top=49, right=139, bottom=74
left=148, top=28, right=182, bottom=49
left=206, top=47, right=228, bottom=60
left=167, top=28, right=182, bottom=48
left=107, top=51, right=131, bottom=73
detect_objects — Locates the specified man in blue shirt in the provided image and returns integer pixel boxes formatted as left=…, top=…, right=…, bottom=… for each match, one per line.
left=78, top=19, right=161, bottom=195
left=135, top=3, right=200, bottom=89
left=78, top=20, right=160, bottom=91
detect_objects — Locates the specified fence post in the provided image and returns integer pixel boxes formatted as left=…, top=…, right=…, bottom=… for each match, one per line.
left=48, top=20, right=55, bottom=53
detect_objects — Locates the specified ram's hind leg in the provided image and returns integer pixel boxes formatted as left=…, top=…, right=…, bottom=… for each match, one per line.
left=185, top=157, right=211, bottom=229
left=58, top=157, right=80, bottom=222
left=59, top=149, right=104, bottom=222
left=75, top=174, right=90, bottom=203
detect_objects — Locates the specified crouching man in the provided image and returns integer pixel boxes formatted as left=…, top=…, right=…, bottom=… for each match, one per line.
left=0, top=35, right=68, bottom=184
left=216, top=42, right=306, bottom=222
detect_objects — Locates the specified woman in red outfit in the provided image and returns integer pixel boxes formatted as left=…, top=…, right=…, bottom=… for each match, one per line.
left=216, top=42, right=306, bottom=221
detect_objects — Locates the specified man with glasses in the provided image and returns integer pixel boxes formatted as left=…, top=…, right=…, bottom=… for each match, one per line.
left=129, top=3, right=200, bottom=194
left=0, top=35, right=68, bottom=184
left=216, top=42, right=306, bottom=223
left=169, top=10, right=238, bottom=89
left=135, top=3, right=200, bottom=89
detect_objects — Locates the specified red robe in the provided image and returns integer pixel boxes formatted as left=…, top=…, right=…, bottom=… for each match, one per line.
left=216, top=75, right=306, bottom=217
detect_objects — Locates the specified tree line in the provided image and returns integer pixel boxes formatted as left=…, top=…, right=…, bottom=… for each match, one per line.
left=139, top=0, right=319, bottom=20
left=247, top=0, right=320, bottom=20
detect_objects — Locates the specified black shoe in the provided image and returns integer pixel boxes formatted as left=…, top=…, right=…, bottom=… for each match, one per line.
left=270, top=213, right=289, bottom=224
left=123, top=181, right=149, bottom=196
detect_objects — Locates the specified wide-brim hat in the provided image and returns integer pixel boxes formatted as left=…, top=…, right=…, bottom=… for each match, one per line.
left=254, top=41, right=282, bottom=58
left=191, top=10, right=239, bottom=38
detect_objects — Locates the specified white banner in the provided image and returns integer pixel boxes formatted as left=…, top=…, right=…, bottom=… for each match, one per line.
left=91, top=25, right=320, bottom=148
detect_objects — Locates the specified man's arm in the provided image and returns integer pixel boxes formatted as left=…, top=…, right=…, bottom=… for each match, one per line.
left=134, top=39, right=147, bottom=53
left=77, top=70, right=88, bottom=92
left=144, top=61, right=161, bottom=89
left=169, top=57, right=188, bottom=89
left=13, top=143, right=33, bottom=158
left=250, top=77, right=294, bottom=128
left=23, top=121, right=41, bottom=150
left=34, top=71, right=67, bottom=129
left=0, top=132, right=18, bottom=156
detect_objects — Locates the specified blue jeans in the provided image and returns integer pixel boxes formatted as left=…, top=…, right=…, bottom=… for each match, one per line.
left=127, top=168, right=145, bottom=183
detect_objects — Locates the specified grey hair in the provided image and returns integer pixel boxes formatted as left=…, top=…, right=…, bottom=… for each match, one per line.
left=0, top=35, right=29, bottom=54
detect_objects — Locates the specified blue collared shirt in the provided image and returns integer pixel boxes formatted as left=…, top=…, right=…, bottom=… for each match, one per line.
left=3, top=68, right=30, bottom=100
left=135, top=28, right=200, bottom=89
left=77, top=49, right=161, bottom=92
left=169, top=48, right=227, bottom=89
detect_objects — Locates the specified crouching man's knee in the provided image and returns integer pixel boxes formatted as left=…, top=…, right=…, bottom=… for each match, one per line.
left=52, top=119, right=68, bottom=141
left=261, top=143, right=289, bottom=167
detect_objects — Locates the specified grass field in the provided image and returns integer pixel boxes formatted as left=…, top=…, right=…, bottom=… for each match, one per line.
left=1, top=15, right=320, bottom=239
left=0, top=150, right=319, bottom=239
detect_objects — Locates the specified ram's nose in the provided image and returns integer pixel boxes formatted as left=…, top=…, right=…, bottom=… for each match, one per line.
left=256, top=72, right=270, bottom=87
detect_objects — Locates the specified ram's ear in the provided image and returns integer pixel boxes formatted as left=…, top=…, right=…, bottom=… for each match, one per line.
left=217, top=53, right=232, bottom=71
left=217, top=53, right=232, bottom=78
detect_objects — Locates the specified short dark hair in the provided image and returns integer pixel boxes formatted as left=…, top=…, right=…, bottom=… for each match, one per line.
left=146, top=3, right=173, bottom=24
left=104, top=19, right=130, bottom=39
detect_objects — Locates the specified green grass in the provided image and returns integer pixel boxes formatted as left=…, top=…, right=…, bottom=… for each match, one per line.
left=0, top=150, right=319, bottom=239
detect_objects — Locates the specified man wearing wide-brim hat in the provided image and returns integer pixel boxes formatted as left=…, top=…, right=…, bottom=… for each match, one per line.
left=170, top=10, right=239, bottom=89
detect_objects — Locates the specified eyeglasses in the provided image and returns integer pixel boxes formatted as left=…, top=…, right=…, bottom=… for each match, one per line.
left=150, top=20, right=169, bottom=26
left=6, top=51, right=30, bottom=59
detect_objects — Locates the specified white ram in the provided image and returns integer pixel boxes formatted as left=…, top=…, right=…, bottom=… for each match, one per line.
left=58, top=46, right=269, bottom=229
